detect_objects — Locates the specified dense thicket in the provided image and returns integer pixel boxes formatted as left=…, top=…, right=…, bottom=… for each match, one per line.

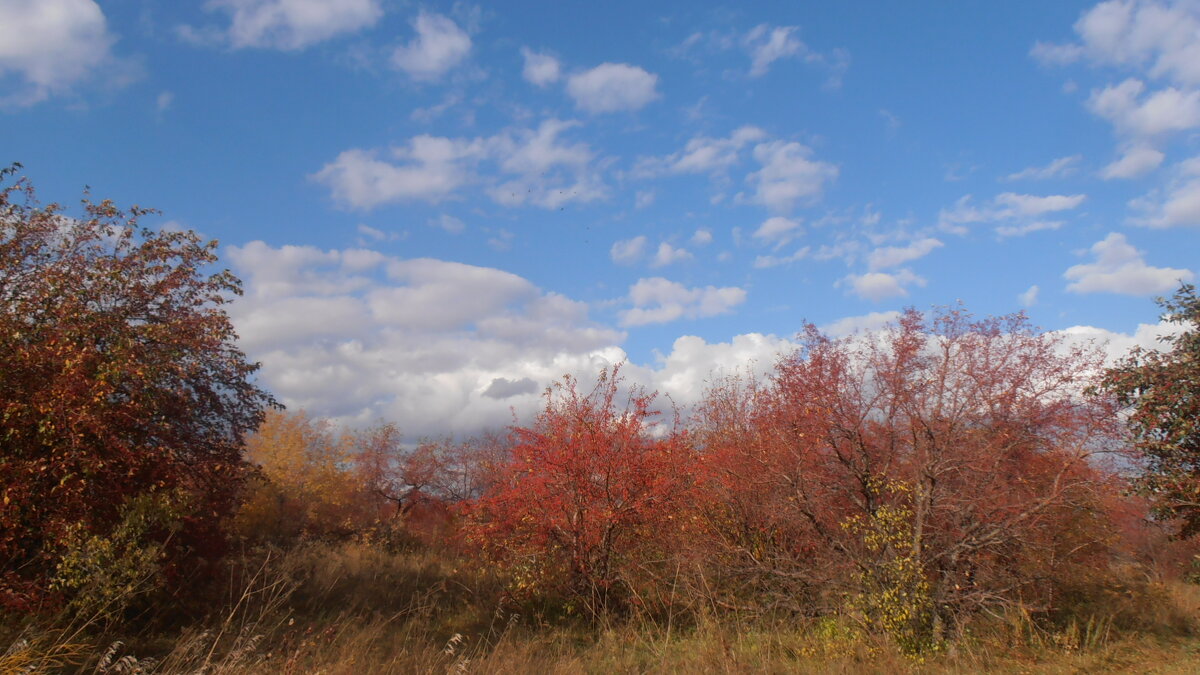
left=0, top=169, right=275, bottom=609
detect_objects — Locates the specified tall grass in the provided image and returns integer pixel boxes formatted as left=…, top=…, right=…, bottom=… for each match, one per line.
left=4, top=540, right=1198, bottom=673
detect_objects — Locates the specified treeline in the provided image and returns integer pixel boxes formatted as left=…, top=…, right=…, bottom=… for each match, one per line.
left=221, top=306, right=1198, bottom=655
left=3, top=169, right=1199, bottom=669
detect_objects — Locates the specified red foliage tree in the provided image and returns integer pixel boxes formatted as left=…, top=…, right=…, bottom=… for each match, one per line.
left=0, top=168, right=275, bottom=608
left=465, top=367, right=695, bottom=616
left=694, top=308, right=1126, bottom=638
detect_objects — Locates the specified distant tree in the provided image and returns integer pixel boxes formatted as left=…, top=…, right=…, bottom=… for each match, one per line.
left=1103, top=284, right=1200, bottom=538
left=236, top=409, right=366, bottom=543
left=0, top=167, right=275, bottom=608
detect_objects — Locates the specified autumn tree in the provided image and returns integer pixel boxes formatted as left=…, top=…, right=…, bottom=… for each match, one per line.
left=236, top=409, right=368, bottom=543
left=693, top=308, right=1125, bottom=645
left=466, top=367, right=695, bottom=617
left=1103, top=284, right=1200, bottom=538
left=0, top=168, right=275, bottom=608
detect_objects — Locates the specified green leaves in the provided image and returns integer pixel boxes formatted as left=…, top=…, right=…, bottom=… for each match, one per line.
left=1104, top=284, right=1200, bottom=537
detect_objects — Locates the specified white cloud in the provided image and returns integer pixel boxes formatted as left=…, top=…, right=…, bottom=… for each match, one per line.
left=939, top=192, right=1086, bottom=234
left=1019, top=284, right=1040, bottom=307
left=636, top=126, right=767, bottom=177
left=520, top=47, right=560, bottom=86
left=315, top=120, right=605, bottom=210
left=1053, top=319, right=1188, bottom=366
left=866, top=237, right=943, bottom=271
left=201, top=0, right=381, bottom=50
left=753, top=247, right=809, bottom=269
left=1064, top=231, right=1194, bottom=294
left=822, top=310, right=902, bottom=338
left=752, top=216, right=803, bottom=244
left=691, top=229, right=713, bottom=246
left=486, top=119, right=606, bottom=208
left=566, top=63, right=659, bottom=113
left=1036, top=0, right=1200, bottom=86
left=431, top=214, right=465, bottom=234
left=995, top=192, right=1088, bottom=216
left=745, top=140, right=838, bottom=213
left=610, top=235, right=648, bottom=265
left=651, top=242, right=693, bottom=267
left=839, top=269, right=926, bottom=302
left=1004, top=155, right=1081, bottom=181
left=1088, top=78, right=1200, bottom=137
left=312, top=136, right=485, bottom=209
left=635, top=190, right=656, bottom=209
left=0, top=0, right=125, bottom=106
left=391, top=11, right=471, bottom=81
left=621, top=277, right=747, bottom=326
left=1102, top=144, right=1165, bottom=178
left=226, top=241, right=627, bottom=436
left=1131, top=155, right=1200, bottom=227
left=745, top=24, right=807, bottom=77
left=995, top=220, right=1064, bottom=238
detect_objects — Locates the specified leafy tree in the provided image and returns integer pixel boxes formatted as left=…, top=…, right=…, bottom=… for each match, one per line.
left=1103, top=284, right=1200, bottom=537
left=693, top=308, right=1125, bottom=643
left=466, top=367, right=695, bottom=617
left=0, top=167, right=275, bottom=609
left=235, top=410, right=367, bottom=543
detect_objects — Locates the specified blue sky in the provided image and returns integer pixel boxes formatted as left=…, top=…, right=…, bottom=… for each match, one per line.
left=3, top=0, right=1198, bottom=436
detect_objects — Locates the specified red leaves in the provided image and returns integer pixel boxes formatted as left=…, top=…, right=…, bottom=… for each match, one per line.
left=465, top=366, right=694, bottom=612
left=0, top=170, right=275, bottom=607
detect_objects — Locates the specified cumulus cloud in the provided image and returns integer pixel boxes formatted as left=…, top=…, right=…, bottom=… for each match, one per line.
left=610, top=236, right=648, bottom=265
left=620, top=278, right=747, bottom=326
left=752, top=216, right=803, bottom=245
left=312, top=136, right=485, bottom=209
left=744, top=140, right=838, bottom=213
left=314, top=119, right=605, bottom=210
left=839, top=269, right=926, bottom=302
left=225, top=241, right=626, bottom=435
left=199, top=0, right=382, bottom=50
left=651, top=242, right=693, bottom=267
left=520, top=47, right=560, bottom=86
left=220, top=241, right=1188, bottom=438
left=1033, top=0, right=1200, bottom=86
left=866, top=237, right=943, bottom=271
left=636, top=126, right=766, bottom=177
left=939, top=192, right=1086, bottom=235
left=1064, top=232, right=1194, bottom=294
left=1088, top=78, right=1200, bottom=137
left=391, top=11, right=471, bottom=81
left=691, top=229, right=713, bottom=246
left=1130, top=155, right=1200, bottom=227
left=821, top=310, right=902, bottom=338
left=1101, top=144, right=1165, bottom=178
left=0, top=0, right=127, bottom=106
left=1019, top=284, right=1040, bottom=307
left=566, top=63, right=659, bottom=113
left=745, top=24, right=808, bottom=77
left=482, top=377, right=539, bottom=399
left=1004, top=155, right=1081, bottom=181
left=753, top=247, right=809, bottom=269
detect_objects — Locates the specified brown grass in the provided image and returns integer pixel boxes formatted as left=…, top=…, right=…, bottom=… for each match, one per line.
left=4, top=541, right=1198, bottom=674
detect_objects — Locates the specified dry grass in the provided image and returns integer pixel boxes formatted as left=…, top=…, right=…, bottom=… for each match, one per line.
left=4, top=541, right=1199, bottom=674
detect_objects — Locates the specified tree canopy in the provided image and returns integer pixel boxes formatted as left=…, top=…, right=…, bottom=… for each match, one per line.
left=0, top=167, right=276, bottom=608
left=1103, top=284, right=1200, bottom=538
